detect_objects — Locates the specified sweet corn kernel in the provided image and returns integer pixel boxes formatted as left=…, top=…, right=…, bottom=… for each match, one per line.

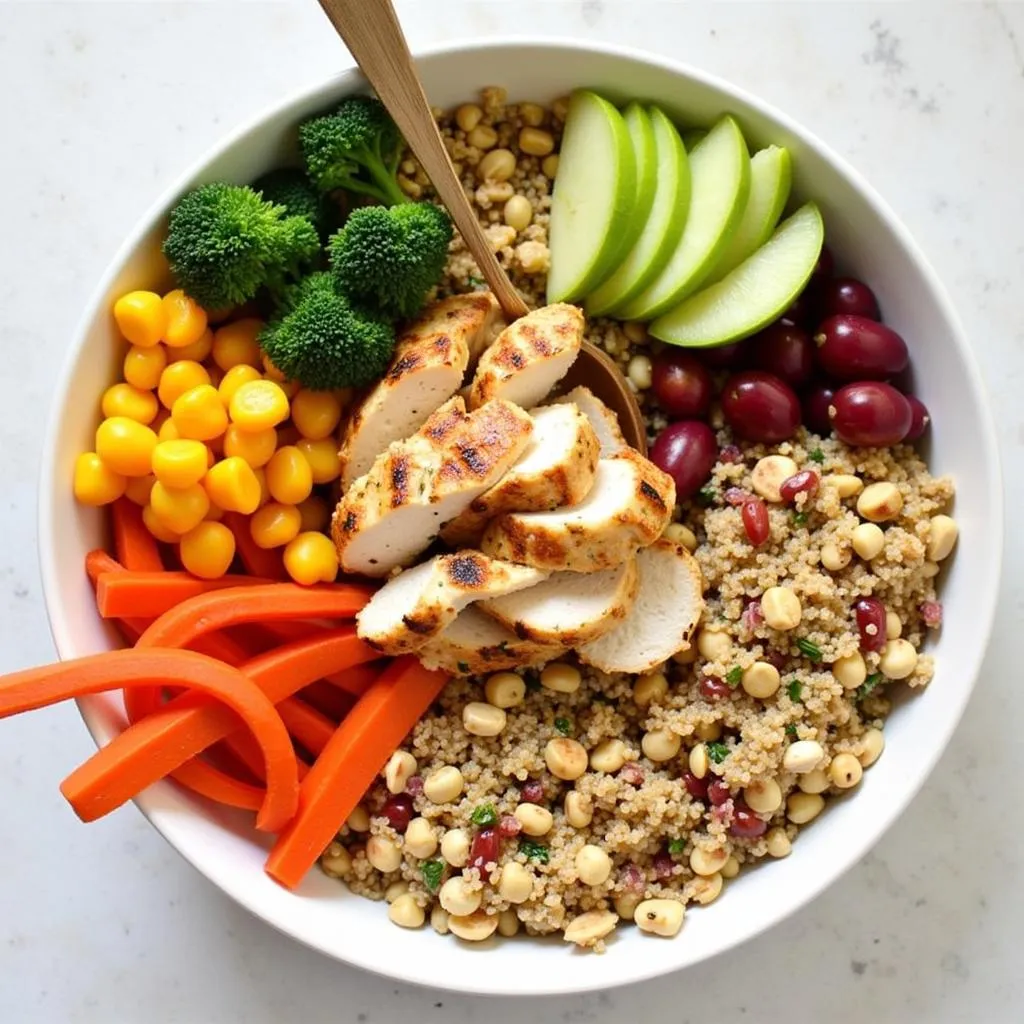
left=123, top=473, right=156, bottom=506
left=217, top=364, right=263, bottom=407
left=250, top=502, right=302, bottom=549
left=222, top=424, right=277, bottom=468
left=204, top=456, right=262, bottom=514
left=297, top=495, right=330, bottom=533
left=73, top=452, right=126, bottom=506
left=95, top=417, right=159, bottom=477
left=151, top=439, right=209, bottom=489
left=171, top=384, right=229, bottom=442
left=123, top=344, right=168, bottom=391
left=142, top=503, right=181, bottom=542
left=149, top=481, right=210, bottom=534
left=101, top=383, right=159, bottom=426
left=295, top=437, right=341, bottom=484
left=167, top=327, right=213, bottom=364
left=212, top=318, right=264, bottom=371
left=157, top=418, right=180, bottom=442
left=229, top=379, right=289, bottom=432
left=161, top=289, right=208, bottom=349
left=265, top=446, right=314, bottom=504
left=113, top=291, right=166, bottom=348
left=290, top=389, right=343, bottom=440
left=283, top=531, right=339, bottom=585
left=158, top=360, right=211, bottom=410
left=179, top=521, right=236, bottom=579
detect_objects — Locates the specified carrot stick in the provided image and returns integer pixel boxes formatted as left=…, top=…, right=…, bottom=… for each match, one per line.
left=324, top=660, right=381, bottom=698
left=299, top=679, right=355, bottom=721
left=0, top=648, right=298, bottom=832
left=223, top=729, right=311, bottom=783
left=136, top=582, right=373, bottom=649
left=172, top=759, right=264, bottom=811
left=224, top=512, right=287, bottom=580
left=61, top=628, right=374, bottom=822
left=276, top=697, right=335, bottom=756
left=265, top=658, right=448, bottom=889
left=86, top=551, right=151, bottom=638
left=111, top=498, right=163, bottom=572
left=96, top=571, right=276, bottom=620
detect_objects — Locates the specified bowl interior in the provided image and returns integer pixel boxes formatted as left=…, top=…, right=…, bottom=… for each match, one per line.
left=39, top=41, right=1001, bottom=995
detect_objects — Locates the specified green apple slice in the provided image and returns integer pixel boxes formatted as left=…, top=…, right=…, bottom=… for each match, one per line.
left=546, top=90, right=637, bottom=304
left=649, top=202, right=824, bottom=348
left=585, top=107, right=690, bottom=316
left=706, top=145, right=792, bottom=283
left=618, top=102, right=658, bottom=261
left=615, top=115, right=750, bottom=321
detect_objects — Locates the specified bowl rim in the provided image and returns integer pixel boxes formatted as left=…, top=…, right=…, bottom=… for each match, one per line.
left=38, top=35, right=1004, bottom=995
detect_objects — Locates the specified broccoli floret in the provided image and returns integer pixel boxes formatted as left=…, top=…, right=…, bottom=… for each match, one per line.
left=252, top=167, right=325, bottom=231
left=328, top=203, right=453, bottom=320
left=163, top=182, right=319, bottom=310
left=299, top=96, right=406, bottom=205
left=259, top=272, right=395, bottom=390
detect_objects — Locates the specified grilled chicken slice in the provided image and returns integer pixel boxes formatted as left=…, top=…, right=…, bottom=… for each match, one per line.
left=439, top=403, right=600, bottom=548
left=468, top=303, right=584, bottom=411
left=416, top=605, right=566, bottom=675
left=549, top=386, right=627, bottom=457
left=356, top=552, right=547, bottom=655
left=578, top=539, right=704, bottom=674
left=478, top=555, right=638, bottom=647
left=333, top=399, right=533, bottom=577
left=338, top=293, right=501, bottom=489
left=479, top=450, right=676, bottom=572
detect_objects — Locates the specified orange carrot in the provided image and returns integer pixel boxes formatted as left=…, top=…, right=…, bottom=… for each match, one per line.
left=224, top=512, right=287, bottom=580
left=85, top=550, right=151, bottom=638
left=61, top=628, right=374, bottom=822
left=299, top=679, right=356, bottom=721
left=0, top=648, right=298, bottom=832
left=111, top=498, right=163, bottom=572
left=276, top=696, right=335, bottom=756
left=96, top=571, right=275, bottom=620
left=265, top=658, right=448, bottom=889
left=172, top=758, right=264, bottom=811
left=324, top=660, right=381, bottom=698
left=223, top=729, right=312, bottom=783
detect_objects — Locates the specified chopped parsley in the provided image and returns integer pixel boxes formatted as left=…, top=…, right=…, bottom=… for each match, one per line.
left=796, top=637, right=823, bottom=661
left=470, top=803, right=497, bottom=827
left=519, top=838, right=550, bottom=864
left=467, top=275, right=485, bottom=289
left=785, top=723, right=798, bottom=737
left=809, top=447, right=825, bottom=464
left=856, top=672, right=885, bottom=701
left=793, top=511, right=808, bottom=527
left=554, top=716, right=572, bottom=736
left=786, top=679, right=803, bottom=702
left=725, top=666, right=743, bottom=688
left=421, top=859, right=445, bottom=892
left=706, top=741, right=729, bottom=764
left=668, top=838, right=686, bottom=855
left=697, top=484, right=718, bottom=506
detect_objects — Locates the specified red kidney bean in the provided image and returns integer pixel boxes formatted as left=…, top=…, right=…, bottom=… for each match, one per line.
left=682, top=770, right=710, bottom=801
left=498, top=814, right=522, bottom=839
left=763, top=648, right=787, bottom=671
left=729, top=801, right=769, bottom=838
left=381, top=793, right=414, bottom=834
left=905, top=395, right=931, bottom=441
left=741, top=497, right=770, bottom=546
left=700, top=676, right=733, bottom=701
left=719, top=444, right=743, bottom=464
left=779, top=470, right=820, bottom=504
left=519, top=779, right=545, bottom=804
left=653, top=852, right=675, bottom=880
left=620, top=762, right=645, bottom=786
left=920, top=600, right=943, bottom=628
left=854, top=596, right=887, bottom=653
left=708, top=780, right=732, bottom=806
left=725, top=486, right=750, bottom=506
left=469, top=827, right=500, bottom=874
left=741, top=598, right=764, bottom=635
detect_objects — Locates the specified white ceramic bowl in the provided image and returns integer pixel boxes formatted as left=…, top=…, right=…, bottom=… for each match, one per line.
left=39, top=40, right=1001, bottom=995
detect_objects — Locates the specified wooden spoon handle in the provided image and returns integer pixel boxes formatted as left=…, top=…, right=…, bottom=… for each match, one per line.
left=315, top=0, right=529, bottom=320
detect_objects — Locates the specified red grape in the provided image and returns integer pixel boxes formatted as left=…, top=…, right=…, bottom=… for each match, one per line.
left=650, top=420, right=718, bottom=500
left=814, top=315, right=909, bottom=381
left=697, top=341, right=747, bottom=370
left=721, top=371, right=801, bottom=443
left=651, top=351, right=713, bottom=418
left=802, top=383, right=835, bottom=435
left=812, top=246, right=835, bottom=282
left=749, top=323, right=814, bottom=388
left=829, top=382, right=912, bottom=447
left=819, top=277, right=880, bottom=320
left=904, top=395, right=931, bottom=441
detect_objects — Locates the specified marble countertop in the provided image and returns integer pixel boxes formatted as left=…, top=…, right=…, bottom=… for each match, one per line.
left=1, top=2, right=1021, bottom=1021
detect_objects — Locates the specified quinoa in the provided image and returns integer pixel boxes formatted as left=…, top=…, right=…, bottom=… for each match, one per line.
left=321, top=89, right=957, bottom=950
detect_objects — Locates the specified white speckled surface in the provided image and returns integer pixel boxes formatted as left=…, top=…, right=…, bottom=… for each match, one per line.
left=0, top=1, right=1020, bottom=1020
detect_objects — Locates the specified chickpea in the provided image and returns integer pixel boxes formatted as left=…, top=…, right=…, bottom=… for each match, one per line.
left=695, top=720, right=723, bottom=742
left=879, top=638, right=918, bottom=679
left=832, top=650, right=867, bottom=690
left=384, top=750, right=417, bottom=795
left=797, top=768, right=830, bottom=794
left=498, top=861, right=533, bottom=904
left=404, top=817, right=437, bottom=859
left=689, top=846, right=728, bottom=877
left=519, top=126, right=555, bottom=156
left=455, top=103, right=483, bottom=132
left=688, top=744, right=709, bottom=779
left=697, top=627, right=732, bottom=661
left=858, top=728, right=885, bottom=767
left=590, top=738, right=628, bottom=773
left=440, top=828, right=471, bottom=868
left=633, top=670, right=668, bottom=707
left=634, top=899, right=685, bottom=937
left=690, top=872, right=724, bottom=906
left=541, top=153, right=559, bottom=178
left=642, top=727, right=681, bottom=762
left=484, top=671, right=526, bottom=709
left=829, top=753, right=863, bottom=789
left=851, top=521, right=885, bottom=560
left=385, top=879, right=410, bottom=903
left=477, top=147, right=516, bottom=182
left=922, top=560, right=941, bottom=578
left=346, top=804, right=370, bottom=832
left=673, top=644, right=698, bottom=665
left=545, top=737, right=588, bottom=780
left=663, top=522, right=698, bottom=552
left=885, top=611, right=903, bottom=640
left=497, top=909, right=521, bottom=937
left=463, top=701, right=507, bottom=737
left=783, top=739, right=825, bottom=774
left=477, top=180, right=514, bottom=206
left=388, top=893, right=425, bottom=929
left=564, top=790, right=593, bottom=828
left=744, top=778, right=783, bottom=814
left=320, top=842, right=352, bottom=878
left=742, top=661, right=781, bottom=699
left=751, top=455, right=799, bottom=502
left=857, top=482, right=903, bottom=523
left=721, top=855, right=741, bottom=879
left=540, top=662, right=581, bottom=694
left=761, top=587, right=802, bottom=630
left=514, top=803, right=553, bottom=837
left=926, top=514, right=958, bottom=561
left=467, top=124, right=497, bottom=150
left=575, top=845, right=613, bottom=886
left=614, top=892, right=643, bottom=921
left=423, top=766, right=465, bottom=804
left=765, top=827, right=792, bottom=858
left=827, top=473, right=864, bottom=498
left=821, top=541, right=852, bottom=571
left=366, top=835, right=402, bottom=873
left=448, top=910, right=498, bottom=942
left=786, top=792, right=825, bottom=825
left=439, top=876, right=481, bottom=917
left=430, top=905, right=450, bottom=935
left=563, top=910, right=618, bottom=947
left=518, top=102, right=545, bottom=127
left=503, top=194, right=533, bottom=232
left=627, top=354, right=653, bottom=390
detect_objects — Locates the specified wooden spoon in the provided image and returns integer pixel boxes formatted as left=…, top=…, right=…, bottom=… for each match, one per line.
left=314, top=0, right=647, bottom=454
